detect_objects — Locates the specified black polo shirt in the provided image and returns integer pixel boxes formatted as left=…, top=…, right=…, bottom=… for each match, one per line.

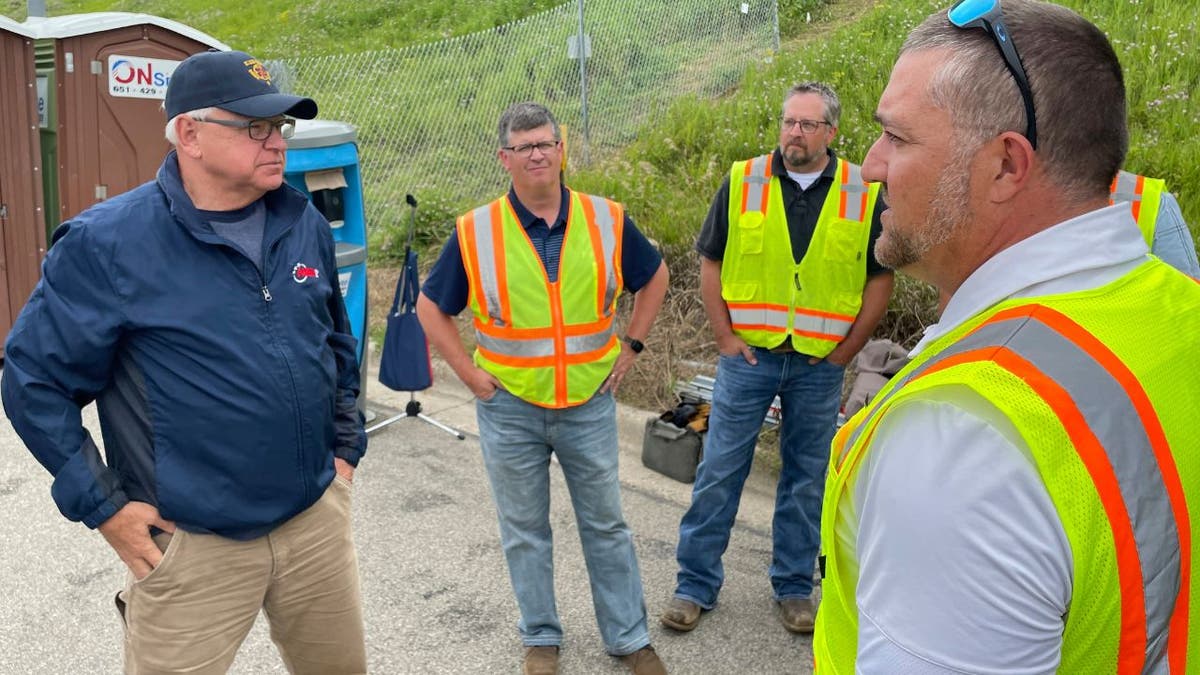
left=695, top=148, right=888, bottom=276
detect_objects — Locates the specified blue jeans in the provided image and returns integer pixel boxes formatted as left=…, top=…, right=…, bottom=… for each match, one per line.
left=475, top=389, right=650, bottom=656
left=674, top=349, right=843, bottom=607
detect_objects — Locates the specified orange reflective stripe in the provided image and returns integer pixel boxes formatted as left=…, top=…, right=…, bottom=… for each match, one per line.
left=796, top=307, right=857, bottom=323
left=611, top=200, right=625, bottom=302
left=547, top=280, right=567, bottom=407
left=476, top=315, right=613, bottom=339
left=989, top=305, right=1191, bottom=672
left=1131, top=174, right=1144, bottom=222
left=728, top=301, right=790, bottom=313
left=475, top=321, right=554, bottom=340
left=459, top=211, right=490, bottom=320
left=577, top=195, right=608, bottom=317
left=838, top=161, right=849, bottom=219
left=735, top=324, right=788, bottom=334
left=792, top=328, right=846, bottom=342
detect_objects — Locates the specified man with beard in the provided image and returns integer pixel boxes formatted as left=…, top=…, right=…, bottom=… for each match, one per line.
left=813, top=1, right=1200, bottom=672
left=661, top=82, right=893, bottom=635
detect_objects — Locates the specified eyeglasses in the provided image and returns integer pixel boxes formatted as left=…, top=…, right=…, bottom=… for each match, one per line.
left=502, top=140, right=560, bottom=157
left=196, top=116, right=296, bottom=141
left=948, top=0, right=1038, bottom=148
left=780, top=118, right=831, bottom=134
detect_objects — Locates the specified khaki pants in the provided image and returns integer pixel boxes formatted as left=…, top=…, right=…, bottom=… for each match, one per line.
left=116, top=477, right=366, bottom=674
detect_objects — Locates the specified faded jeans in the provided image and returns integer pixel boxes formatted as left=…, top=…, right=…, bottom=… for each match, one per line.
left=674, top=348, right=843, bottom=607
left=475, top=388, right=650, bottom=656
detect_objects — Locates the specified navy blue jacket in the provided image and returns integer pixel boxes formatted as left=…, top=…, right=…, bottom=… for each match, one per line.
left=2, top=152, right=366, bottom=540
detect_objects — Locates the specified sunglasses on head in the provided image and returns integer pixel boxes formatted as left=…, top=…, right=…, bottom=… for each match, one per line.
left=948, top=0, right=1038, bottom=149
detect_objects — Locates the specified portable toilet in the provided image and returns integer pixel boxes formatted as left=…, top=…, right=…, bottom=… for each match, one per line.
left=24, top=12, right=227, bottom=239
left=285, top=120, right=369, bottom=409
left=0, top=15, right=48, bottom=343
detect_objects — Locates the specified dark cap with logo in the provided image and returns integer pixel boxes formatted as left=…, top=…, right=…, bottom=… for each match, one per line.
left=165, top=49, right=317, bottom=120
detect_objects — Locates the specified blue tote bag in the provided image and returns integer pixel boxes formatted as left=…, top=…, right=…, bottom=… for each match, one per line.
left=378, top=249, right=433, bottom=392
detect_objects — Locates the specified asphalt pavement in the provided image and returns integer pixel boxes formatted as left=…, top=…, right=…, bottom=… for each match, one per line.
left=0, top=355, right=816, bottom=674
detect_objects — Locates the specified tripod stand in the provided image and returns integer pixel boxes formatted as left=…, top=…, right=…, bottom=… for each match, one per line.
left=365, top=392, right=465, bottom=439
left=367, top=193, right=465, bottom=440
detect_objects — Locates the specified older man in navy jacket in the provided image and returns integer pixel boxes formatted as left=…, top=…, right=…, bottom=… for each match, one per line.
left=2, top=50, right=366, bottom=674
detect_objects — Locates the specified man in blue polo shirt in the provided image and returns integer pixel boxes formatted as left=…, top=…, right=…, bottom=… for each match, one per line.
left=417, top=101, right=668, bottom=675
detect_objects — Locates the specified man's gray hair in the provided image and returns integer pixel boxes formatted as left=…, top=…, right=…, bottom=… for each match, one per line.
left=784, top=82, right=841, bottom=127
left=164, top=107, right=216, bottom=145
left=497, top=102, right=561, bottom=148
left=902, top=0, right=1126, bottom=203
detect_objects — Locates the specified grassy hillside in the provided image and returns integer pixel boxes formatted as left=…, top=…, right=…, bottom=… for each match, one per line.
left=6, top=0, right=1190, bottom=233
left=568, top=0, right=1199, bottom=255
left=5, top=0, right=1194, bottom=348
left=2, top=0, right=831, bottom=59
left=0, top=0, right=566, bottom=57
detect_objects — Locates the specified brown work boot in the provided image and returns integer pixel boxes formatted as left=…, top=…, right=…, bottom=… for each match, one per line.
left=621, top=645, right=667, bottom=675
left=523, top=646, right=559, bottom=675
left=659, top=597, right=702, bottom=632
left=778, top=596, right=816, bottom=634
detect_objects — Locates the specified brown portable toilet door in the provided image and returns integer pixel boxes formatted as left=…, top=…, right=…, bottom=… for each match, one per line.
left=55, top=25, right=194, bottom=220
left=87, top=29, right=186, bottom=207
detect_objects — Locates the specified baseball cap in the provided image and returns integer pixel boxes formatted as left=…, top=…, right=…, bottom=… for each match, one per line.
left=165, top=49, right=317, bottom=120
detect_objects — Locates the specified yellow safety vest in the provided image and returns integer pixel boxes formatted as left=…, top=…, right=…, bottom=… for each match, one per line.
left=457, top=190, right=623, bottom=408
left=1110, top=170, right=1164, bottom=246
left=814, top=260, right=1200, bottom=674
left=721, top=154, right=880, bottom=357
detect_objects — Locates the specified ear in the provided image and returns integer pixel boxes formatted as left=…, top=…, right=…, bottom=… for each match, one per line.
left=175, top=116, right=204, bottom=159
left=986, top=131, right=1036, bottom=203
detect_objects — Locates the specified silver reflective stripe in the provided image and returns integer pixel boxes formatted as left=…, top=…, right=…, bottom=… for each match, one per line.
left=793, top=312, right=852, bottom=338
left=581, top=193, right=619, bottom=313
left=840, top=161, right=869, bottom=222
left=470, top=203, right=505, bottom=326
left=1111, top=170, right=1141, bottom=205
left=741, top=155, right=771, bottom=214
left=475, top=332, right=553, bottom=357
left=477, top=327, right=613, bottom=358
left=729, top=306, right=788, bottom=329
left=566, top=327, right=614, bottom=354
left=846, top=312, right=1178, bottom=664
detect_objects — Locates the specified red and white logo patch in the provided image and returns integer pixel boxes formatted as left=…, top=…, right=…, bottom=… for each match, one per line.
left=292, top=263, right=320, bottom=283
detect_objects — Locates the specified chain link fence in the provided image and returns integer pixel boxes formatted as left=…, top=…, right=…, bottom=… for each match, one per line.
left=268, top=0, right=778, bottom=241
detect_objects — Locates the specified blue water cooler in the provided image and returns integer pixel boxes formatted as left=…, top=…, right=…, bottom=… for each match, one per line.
left=285, top=120, right=369, bottom=410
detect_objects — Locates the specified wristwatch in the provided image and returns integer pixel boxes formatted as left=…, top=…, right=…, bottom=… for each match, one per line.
left=623, top=335, right=645, bottom=354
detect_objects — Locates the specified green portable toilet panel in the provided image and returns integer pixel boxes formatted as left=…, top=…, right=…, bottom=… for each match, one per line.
left=285, top=119, right=370, bottom=404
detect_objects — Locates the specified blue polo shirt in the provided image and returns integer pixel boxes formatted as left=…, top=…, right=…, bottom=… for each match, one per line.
left=422, top=186, right=663, bottom=316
